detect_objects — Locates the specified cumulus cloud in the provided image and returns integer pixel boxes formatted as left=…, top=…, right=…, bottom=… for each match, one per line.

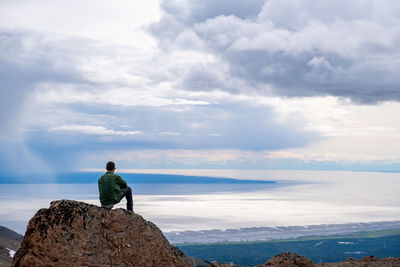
left=0, top=29, right=320, bottom=174
left=3, top=0, right=399, bottom=174
left=35, top=85, right=210, bottom=107
left=150, top=0, right=400, bottom=103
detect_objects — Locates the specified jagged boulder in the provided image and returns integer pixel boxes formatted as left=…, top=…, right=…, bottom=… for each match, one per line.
left=12, top=200, right=193, bottom=267
left=261, top=252, right=315, bottom=267
left=210, top=263, right=232, bottom=267
left=317, top=256, right=400, bottom=266
left=358, top=256, right=378, bottom=263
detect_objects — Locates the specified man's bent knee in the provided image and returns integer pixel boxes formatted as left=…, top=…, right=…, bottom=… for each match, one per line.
left=123, top=186, right=132, bottom=195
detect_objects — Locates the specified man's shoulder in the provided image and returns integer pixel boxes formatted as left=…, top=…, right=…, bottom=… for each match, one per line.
left=98, top=173, right=105, bottom=183
left=99, top=172, right=122, bottom=179
left=114, top=173, right=124, bottom=180
left=99, top=172, right=109, bottom=178
left=98, top=172, right=113, bottom=181
left=110, top=172, right=122, bottom=178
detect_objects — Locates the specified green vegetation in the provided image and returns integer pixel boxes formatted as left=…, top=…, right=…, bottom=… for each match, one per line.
left=267, top=229, right=400, bottom=243
left=177, top=231, right=400, bottom=266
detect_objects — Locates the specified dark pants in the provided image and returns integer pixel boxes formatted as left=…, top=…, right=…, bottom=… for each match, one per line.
left=121, top=186, right=133, bottom=211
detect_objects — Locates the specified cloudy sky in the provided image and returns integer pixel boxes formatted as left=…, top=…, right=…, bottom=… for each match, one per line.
left=1, top=0, right=400, bottom=176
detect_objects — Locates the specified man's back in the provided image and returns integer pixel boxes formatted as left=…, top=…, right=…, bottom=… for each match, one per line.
left=98, top=172, right=127, bottom=205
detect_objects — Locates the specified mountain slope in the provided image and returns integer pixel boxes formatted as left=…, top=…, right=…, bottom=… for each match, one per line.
left=0, top=226, right=23, bottom=267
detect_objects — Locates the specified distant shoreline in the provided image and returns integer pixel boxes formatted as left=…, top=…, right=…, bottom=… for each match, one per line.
left=0, top=172, right=277, bottom=184
left=165, top=221, right=400, bottom=244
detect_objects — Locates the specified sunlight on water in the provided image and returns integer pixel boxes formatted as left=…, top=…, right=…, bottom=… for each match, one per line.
left=0, top=170, right=399, bottom=234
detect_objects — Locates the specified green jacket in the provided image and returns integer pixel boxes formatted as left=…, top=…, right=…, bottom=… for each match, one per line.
left=98, top=172, right=128, bottom=205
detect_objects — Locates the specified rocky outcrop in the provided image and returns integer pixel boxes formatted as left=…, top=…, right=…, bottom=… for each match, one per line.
left=210, top=263, right=232, bottom=267
left=261, top=252, right=315, bottom=267
left=8, top=201, right=400, bottom=267
left=11, top=200, right=193, bottom=267
left=317, top=256, right=400, bottom=266
left=258, top=252, right=400, bottom=267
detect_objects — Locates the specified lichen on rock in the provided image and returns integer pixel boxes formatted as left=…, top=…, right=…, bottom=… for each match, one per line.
left=261, top=252, right=315, bottom=267
left=12, top=199, right=193, bottom=267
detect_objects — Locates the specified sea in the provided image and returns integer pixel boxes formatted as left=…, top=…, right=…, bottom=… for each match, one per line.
left=1, top=169, right=399, bottom=236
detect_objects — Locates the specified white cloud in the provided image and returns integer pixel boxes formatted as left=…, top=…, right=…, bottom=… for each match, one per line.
left=308, top=56, right=332, bottom=70
left=265, top=150, right=399, bottom=163
left=81, top=148, right=400, bottom=170
left=207, top=133, right=222, bottom=137
left=35, top=84, right=210, bottom=107
left=151, top=0, right=400, bottom=103
left=49, top=125, right=142, bottom=136
left=2, top=0, right=400, bottom=172
left=0, top=0, right=161, bottom=41
left=159, top=131, right=181, bottom=136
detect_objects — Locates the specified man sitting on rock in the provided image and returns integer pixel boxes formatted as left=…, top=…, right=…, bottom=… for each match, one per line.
left=98, top=161, right=133, bottom=211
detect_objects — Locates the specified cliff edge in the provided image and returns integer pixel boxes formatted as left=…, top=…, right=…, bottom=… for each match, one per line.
left=11, top=200, right=192, bottom=267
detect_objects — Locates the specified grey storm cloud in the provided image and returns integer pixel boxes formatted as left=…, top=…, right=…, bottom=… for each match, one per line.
left=0, top=31, right=88, bottom=174
left=0, top=31, right=85, bottom=138
left=161, top=0, right=264, bottom=24
left=0, top=30, right=317, bottom=144
left=33, top=102, right=319, bottom=151
left=0, top=28, right=319, bottom=174
left=150, top=0, right=400, bottom=103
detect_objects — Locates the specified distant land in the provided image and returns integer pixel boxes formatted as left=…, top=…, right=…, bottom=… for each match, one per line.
left=165, top=221, right=400, bottom=244
left=177, top=230, right=400, bottom=265
left=0, top=172, right=276, bottom=184
left=169, top=221, right=400, bottom=266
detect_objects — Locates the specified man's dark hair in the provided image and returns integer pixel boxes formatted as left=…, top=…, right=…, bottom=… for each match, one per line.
left=106, top=161, right=116, bottom=171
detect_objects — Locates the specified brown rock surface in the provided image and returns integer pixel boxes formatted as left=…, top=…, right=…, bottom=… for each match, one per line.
left=260, top=251, right=316, bottom=267
left=210, top=263, right=232, bottom=267
left=261, top=253, right=400, bottom=267
left=358, top=256, right=378, bottom=262
left=11, top=200, right=193, bottom=267
left=317, top=256, right=400, bottom=267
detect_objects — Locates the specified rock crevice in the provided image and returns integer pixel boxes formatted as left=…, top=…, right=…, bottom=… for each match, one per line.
left=12, top=200, right=192, bottom=267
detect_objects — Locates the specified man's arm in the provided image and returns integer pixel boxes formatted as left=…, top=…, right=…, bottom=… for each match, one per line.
left=115, top=174, right=128, bottom=189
